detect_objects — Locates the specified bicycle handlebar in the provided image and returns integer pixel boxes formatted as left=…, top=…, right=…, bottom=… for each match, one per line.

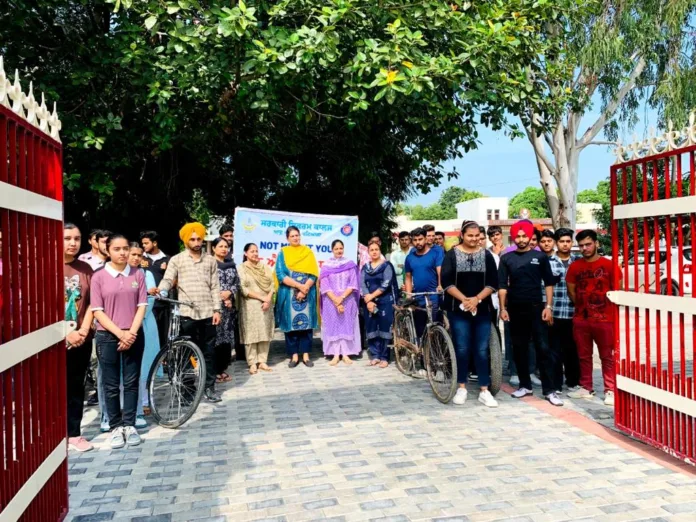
left=154, top=295, right=196, bottom=308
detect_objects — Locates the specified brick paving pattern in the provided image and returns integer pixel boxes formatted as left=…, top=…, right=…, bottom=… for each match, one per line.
left=66, top=337, right=696, bottom=522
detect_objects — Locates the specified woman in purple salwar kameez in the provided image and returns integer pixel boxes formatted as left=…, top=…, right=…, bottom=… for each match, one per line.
left=320, top=240, right=361, bottom=365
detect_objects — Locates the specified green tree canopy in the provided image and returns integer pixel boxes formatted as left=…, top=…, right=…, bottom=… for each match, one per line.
left=2, top=0, right=581, bottom=249
left=509, top=186, right=551, bottom=219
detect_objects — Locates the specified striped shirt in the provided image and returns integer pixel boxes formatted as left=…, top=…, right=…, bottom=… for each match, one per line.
left=158, top=251, right=221, bottom=320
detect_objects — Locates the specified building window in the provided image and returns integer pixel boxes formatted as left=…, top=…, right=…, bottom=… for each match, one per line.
left=486, top=209, right=492, bottom=220
left=494, top=209, right=500, bottom=220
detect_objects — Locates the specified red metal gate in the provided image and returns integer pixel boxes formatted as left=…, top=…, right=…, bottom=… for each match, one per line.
left=0, top=61, right=69, bottom=519
left=609, top=120, right=696, bottom=464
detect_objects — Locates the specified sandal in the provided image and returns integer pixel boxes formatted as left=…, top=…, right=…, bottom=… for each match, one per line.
left=258, top=364, right=272, bottom=372
left=218, top=372, right=233, bottom=382
left=378, top=361, right=389, bottom=368
left=249, top=365, right=258, bottom=375
left=369, top=359, right=379, bottom=366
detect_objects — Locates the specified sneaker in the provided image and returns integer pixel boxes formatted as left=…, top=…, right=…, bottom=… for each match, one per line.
left=567, top=385, right=581, bottom=393
left=509, top=375, right=520, bottom=387
left=478, top=390, right=498, bottom=408
left=567, top=387, right=595, bottom=400
left=511, top=388, right=533, bottom=399
left=135, top=415, right=147, bottom=429
left=452, top=388, right=468, bottom=405
left=68, top=436, right=94, bottom=453
left=109, top=427, right=126, bottom=449
left=546, top=392, right=564, bottom=407
left=124, top=426, right=141, bottom=446
left=555, top=389, right=563, bottom=395
left=204, top=388, right=222, bottom=403
left=415, top=369, right=428, bottom=379
left=433, top=370, right=445, bottom=382
left=100, top=416, right=110, bottom=433
left=530, top=374, right=542, bottom=387
left=604, top=391, right=615, bottom=406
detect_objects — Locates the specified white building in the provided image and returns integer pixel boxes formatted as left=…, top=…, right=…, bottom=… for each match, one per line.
left=455, top=197, right=509, bottom=222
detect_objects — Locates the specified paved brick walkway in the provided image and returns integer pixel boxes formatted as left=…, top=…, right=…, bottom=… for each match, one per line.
left=66, top=339, right=696, bottom=522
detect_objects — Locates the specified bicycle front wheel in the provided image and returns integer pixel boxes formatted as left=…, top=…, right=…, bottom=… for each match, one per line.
left=488, top=322, right=503, bottom=396
left=393, top=309, right=417, bottom=377
left=148, top=340, right=206, bottom=428
left=424, top=325, right=457, bottom=403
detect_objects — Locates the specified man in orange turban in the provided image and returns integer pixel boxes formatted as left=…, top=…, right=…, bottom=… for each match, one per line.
left=179, top=222, right=207, bottom=244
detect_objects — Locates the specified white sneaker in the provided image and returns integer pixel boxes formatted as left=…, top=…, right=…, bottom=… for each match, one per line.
left=511, top=388, right=533, bottom=399
left=509, top=375, right=520, bottom=387
left=546, top=392, right=564, bottom=407
left=567, top=387, right=595, bottom=400
left=604, top=391, right=615, bottom=406
left=109, top=427, right=125, bottom=449
left=530, top=374, right=542, bottom=387
left=124, top=426, right=141, bottom=446
left=433, top=370, right=445, bottom=383
left=452, top=388, right=468, bottom=405
left=415, top=369, right=427, bottom=379
left=567, top=385, right=581, bottom=393
left=478, top=390, right=498, bottom=408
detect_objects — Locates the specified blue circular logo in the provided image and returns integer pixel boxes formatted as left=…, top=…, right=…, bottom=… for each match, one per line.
left=291, top=297, right=308, bottom=311
left=341, top=223, right=354, bottom=236
left=292, top=314, right=310, bottom=330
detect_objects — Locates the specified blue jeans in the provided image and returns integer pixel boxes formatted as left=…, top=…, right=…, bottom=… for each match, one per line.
left=448, top=311, right=491, bottom=387
left=96, top=330, right=144, bottom=430
left=368, top=337, right=390, bottom=362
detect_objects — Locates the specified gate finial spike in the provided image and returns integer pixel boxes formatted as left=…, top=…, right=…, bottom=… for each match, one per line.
left=9, top=69, right=24, bottom=116
left=48, top=101, right=62, bottom=141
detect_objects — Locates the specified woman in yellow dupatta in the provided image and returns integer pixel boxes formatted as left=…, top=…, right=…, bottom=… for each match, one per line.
left=275, top=226, right=319, bottom=368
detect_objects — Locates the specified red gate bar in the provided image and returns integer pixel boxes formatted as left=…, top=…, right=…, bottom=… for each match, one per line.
left=610, top=122, right=696, bottom=465
left=0, top=58, right=68, bottom=521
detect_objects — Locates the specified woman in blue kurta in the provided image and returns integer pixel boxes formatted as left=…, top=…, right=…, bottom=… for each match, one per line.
left=275, top=226, right=319, bottom=368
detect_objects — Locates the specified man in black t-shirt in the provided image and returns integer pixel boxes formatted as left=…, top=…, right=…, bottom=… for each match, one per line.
left=499, top=220, right=562, bottom=406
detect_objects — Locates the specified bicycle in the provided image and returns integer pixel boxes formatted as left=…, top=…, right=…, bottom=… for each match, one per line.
left=146, top=296, right=206, bottom=428
left=392, top=292, right=457, bottom=403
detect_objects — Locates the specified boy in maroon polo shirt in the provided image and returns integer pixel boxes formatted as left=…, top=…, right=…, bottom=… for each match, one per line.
left=566, top=229, right=618, bottom=406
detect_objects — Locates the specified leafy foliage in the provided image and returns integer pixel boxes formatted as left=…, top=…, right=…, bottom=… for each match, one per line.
left=508, top=186, right=550, bottom=219
left=3, top=0, right=579, bottom=250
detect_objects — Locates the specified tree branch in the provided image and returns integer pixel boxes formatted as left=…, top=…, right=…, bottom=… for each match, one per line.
left=585, top=140, right=618, bottom=147
left=577, top=56, right=647, bottom=149
left=522, top=111, right=556, bottom=175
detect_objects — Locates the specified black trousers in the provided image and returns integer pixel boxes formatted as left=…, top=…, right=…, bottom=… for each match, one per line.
left=215, top=342, right=232, bottom=374
left=95, top=330, right=144, bottom=430
left=180, top=317, right=217, bottom=390
left=153, top=306, right=170, bottom=348
left=549, top=318, right=580, bottom=389
left=507, top=302, right=554, bottom=395
left=66, top=341, right=92, bottom=437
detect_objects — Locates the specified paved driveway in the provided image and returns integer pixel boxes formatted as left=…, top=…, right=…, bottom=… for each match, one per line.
left=66, top=339, right=696, bottom=522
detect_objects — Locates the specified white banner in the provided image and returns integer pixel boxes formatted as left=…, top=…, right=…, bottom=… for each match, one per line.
left=233, top=207, right=359, bottom=268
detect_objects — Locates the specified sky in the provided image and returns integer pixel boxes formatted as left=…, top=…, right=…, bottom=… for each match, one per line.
left=406, top=103, right=659, bottom=205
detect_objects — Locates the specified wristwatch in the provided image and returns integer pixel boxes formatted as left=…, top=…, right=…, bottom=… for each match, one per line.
left=545, top=304, right=552, bottom=310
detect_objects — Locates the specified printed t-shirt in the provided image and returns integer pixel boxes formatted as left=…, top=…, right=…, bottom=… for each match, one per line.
left=565, top=256, right=616, bottom=323
left=65, top=259, right=93, bottom=327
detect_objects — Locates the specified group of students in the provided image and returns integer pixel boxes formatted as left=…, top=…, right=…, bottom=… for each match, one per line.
left=64, top=222, right=277, bottom=452
left=64, top=217, right=617, bottom=452
left=387, top=221, right=617, bottom=409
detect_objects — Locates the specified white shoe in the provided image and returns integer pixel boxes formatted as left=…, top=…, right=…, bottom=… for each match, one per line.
left=452, top=388, right=468, bottom=405
left=511, top=388, right=533, bottom=399
left=135, top=415, right=147, bottom=429
left=546, top=392, right=564, bottom=407
left=509, top=375, right=520, bottom=387
left=433, top=370, right=445, bottom=382
left=568, top=387, right=595, bottom=399
left=124, top=426, right=141, bottom=446
left=415, top=369, right=427, bottom=379
left=530, top=374, right=542, bottom=387
left=604, top=391, right=615, bottom=406
left=109, top=427, right=126, bottom=449
left=478, top=390, right=498, bottom=408
left=567, top=385, right=581, bottom=393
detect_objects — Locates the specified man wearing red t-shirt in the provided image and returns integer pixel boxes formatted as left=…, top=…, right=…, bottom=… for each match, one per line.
left=566, top=230, right=617, bottom=406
